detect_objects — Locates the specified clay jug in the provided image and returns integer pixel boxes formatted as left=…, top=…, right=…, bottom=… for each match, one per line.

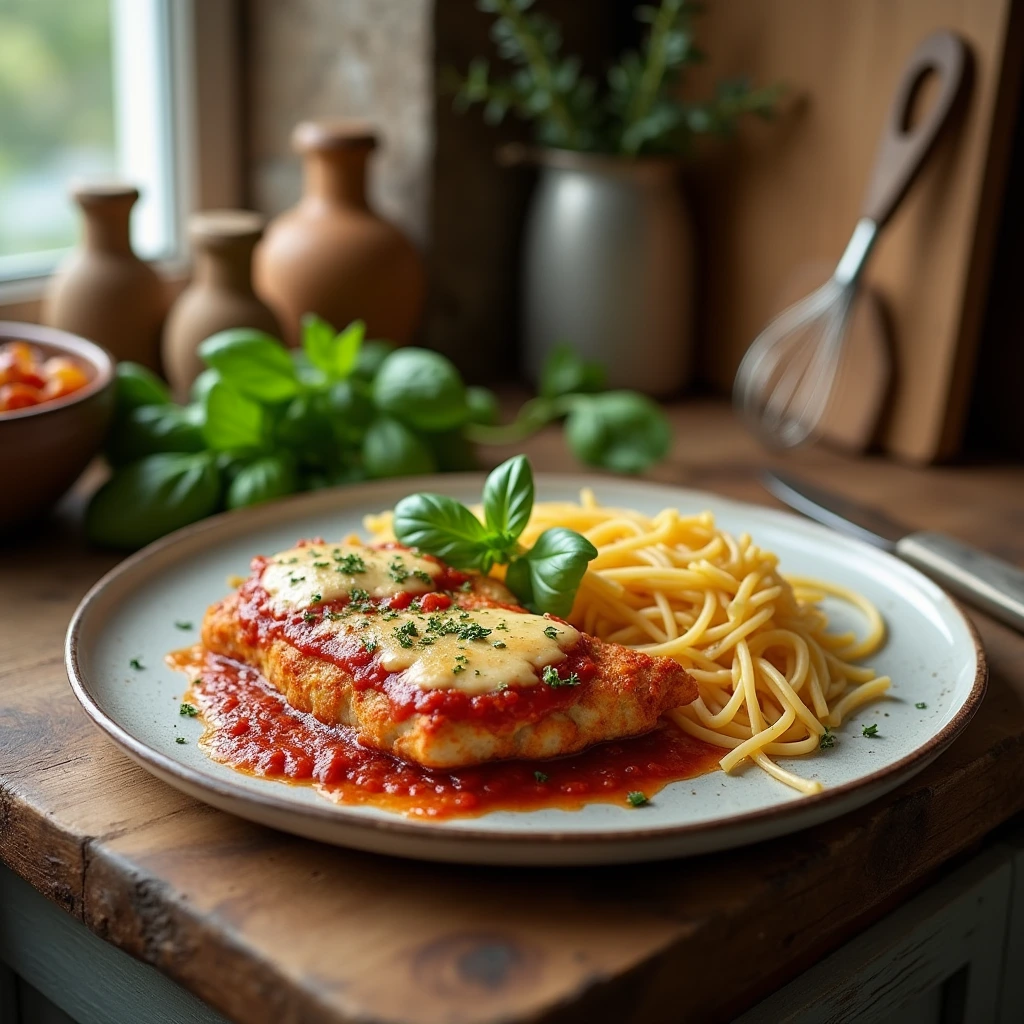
left=43, top=184, right=167, bottom=371
left=253, top=120, right=425, bottom=347
left=162, top=210, right=282, bottom=399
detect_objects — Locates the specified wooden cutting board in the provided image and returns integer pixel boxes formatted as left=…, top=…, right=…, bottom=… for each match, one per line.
left=685, top=0, right=1024, bottom=463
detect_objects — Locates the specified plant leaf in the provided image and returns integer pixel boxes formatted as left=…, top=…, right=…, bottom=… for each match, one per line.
left=227, top=453, right=298, bottom=509
left=85, top=452, right=221, bottom=550
left=482, top=455, right=534, bottom=542
left=505, top=527, right=597, bottom=616
left=332, top=320, right=365, bottom=378
left=198, top=329, right=299, bottom=402
left=300, top=313, right=338, bottom=374
left=539, top=343, right=606, bottom=399
left=392, top=493, right=492, bottom=570
left=565, top=391, right=672, bottom=473
left=203, top=381, right=266, bottom=452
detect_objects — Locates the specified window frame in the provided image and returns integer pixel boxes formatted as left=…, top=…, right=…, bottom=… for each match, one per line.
left=0, top=0, right=243, bottom=311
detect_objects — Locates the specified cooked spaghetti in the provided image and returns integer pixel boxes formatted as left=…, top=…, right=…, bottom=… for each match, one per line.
left=366, top=491, right=890, bottom=795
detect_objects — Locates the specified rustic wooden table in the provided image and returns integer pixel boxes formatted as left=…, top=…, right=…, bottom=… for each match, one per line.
left=2, top=401, right=1023, bottom=1024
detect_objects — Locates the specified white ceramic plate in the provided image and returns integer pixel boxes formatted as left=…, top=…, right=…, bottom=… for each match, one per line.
left=66, top=475, right=985, bottom=865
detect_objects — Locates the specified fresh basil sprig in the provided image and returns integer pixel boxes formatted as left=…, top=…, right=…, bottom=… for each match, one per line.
left=393, top=455, right=597, bottom=616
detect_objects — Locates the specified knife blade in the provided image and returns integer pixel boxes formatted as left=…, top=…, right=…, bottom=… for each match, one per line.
left=764, top=470, right=1024, bottom=633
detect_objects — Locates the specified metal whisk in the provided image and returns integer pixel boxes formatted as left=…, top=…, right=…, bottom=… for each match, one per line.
left=733, top=30, right=967, bottom=448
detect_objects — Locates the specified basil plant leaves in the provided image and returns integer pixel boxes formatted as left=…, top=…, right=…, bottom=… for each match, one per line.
left=393, top=455, right=597, bottom=616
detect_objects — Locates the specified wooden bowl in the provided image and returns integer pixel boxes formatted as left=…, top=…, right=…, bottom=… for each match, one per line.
left=0, top=322, right=115, bottom=528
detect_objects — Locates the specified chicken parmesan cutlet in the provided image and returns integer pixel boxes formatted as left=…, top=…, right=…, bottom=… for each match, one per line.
left=200, top=539, right=696, bottom=769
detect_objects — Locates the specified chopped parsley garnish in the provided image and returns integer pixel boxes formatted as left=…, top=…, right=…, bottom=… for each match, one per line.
left=361, top=637, right=378, bottom=653
left=312, top=561, right=330, bottom=569
left=915, top=702, right=928, bottom=709
left=302, top=610, right=319, bottom=623
left=493, top=641, right=507, bottom=649
left=388, top=557, right=409, bottom=583
left=288, top=575, right=306, bottom=585
left=310, top=592, right=322, bottom=604
left=543, top=625, right=560, bottom=640
left=129, top=657, right=144, bottom=671
left=452, top=663, right=465, bottom=675
left=626, top=791, right=648, bottom=807
left=179, top=702, right=199, bottom=717
left=862, top=723, right=879, bottom=738
left=459, top=580, right=473, bottom=592
left=534, top=771, right=549, bottom=783
left=393, top=621, right=420, bottom=648
left=413, top=569, right=434, bottom=586
left=175, top=736, right=187, bottom=745
left=336, top=552, right=368, bottom=573
left=349, top=588, right=370, bottom=603
left=174, top=620, right=193, bottom=631
left=496, top=620, right=509, bottom=631
left=495, top=682, right=509, bottom=691
left=542, top=665, right=580, bottom=687
left=324, top=610, right=344, bottom=621
left=381, top=609, right=399, bottom=621
left=819, top=727, right=836, bottom=749
left=458, top=622, right=492, bottom=642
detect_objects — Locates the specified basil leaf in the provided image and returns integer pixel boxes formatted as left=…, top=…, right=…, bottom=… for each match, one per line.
left=86, top=452, right=221, bottom=550
left=505, top=527, right=597, bottom=616
left=361, top=416, right=437, bottom=479
left=539, top=343, right=605, bottom=400
left=203, top=381, right=266, bottom=452
left=198, top=329, right=299, bottom=402
left=189, top=367, right=221, bottom=405
left=393, top=492, right=492, bottom=570
left=373, top=348, right=468, bottom=431
left=113, top=362, right=170, bottom=419
left=482, top=455, right=533, bottom=542
left=106, top=403, right=205, bottom=466
left=466, top=385, right=499, bottom=426
left=274, top=393, right=336, bottom=466
left=226, top=453, right=298, bottom=509
left=565, top=391, right=672, bottom=474
left=331, top=320, right=364, bottom=379
left=301, top=315, right=364, bottom=379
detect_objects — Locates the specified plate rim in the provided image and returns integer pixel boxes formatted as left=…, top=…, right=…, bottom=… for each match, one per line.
left=65, top=473, right=989, bottom=849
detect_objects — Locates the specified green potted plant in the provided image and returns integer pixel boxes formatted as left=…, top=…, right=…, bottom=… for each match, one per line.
left=452, top=0, right=779, bottom=396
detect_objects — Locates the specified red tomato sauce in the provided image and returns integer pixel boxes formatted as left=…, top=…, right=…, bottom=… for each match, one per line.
left=171, top=647, right=722, bottom=819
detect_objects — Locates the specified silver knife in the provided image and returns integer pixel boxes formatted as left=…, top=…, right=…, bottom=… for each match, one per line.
left=764, top=470, right=1024, bottom=633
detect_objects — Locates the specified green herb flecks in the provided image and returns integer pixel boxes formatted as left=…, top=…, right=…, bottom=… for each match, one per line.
left=915, top=702, right=928, bottom=709
left=542, top=664, right=580, bottom=687
left=335, top=553, right=367, bottom=574
left=819, top=727, right=836, bottom=750
left=543, top=625, right=560, bottom=640
left=179, top=702, right=199, bottom=717
left=534, top=771, right=549, bottom=783
left=175, top=736, right=187, bottom=744
left=174, top=620, right=193, bottom=631
left=626, top=791, right=648, bottom=807
left=129, top=657, right=145, bottom=671
left=862, top=723, right=879, bottom=738
left=393, top=621, right=420, bottom=649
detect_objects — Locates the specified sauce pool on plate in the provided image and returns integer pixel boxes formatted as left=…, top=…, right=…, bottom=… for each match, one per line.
left=170, top=647, right=722, bottom=819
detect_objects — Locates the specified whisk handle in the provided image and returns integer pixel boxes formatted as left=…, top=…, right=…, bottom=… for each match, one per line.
left=860, top=31, right=968, bottom=228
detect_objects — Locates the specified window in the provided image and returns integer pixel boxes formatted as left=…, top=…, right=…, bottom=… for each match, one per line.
left=0, top=0, right=241, bottom=289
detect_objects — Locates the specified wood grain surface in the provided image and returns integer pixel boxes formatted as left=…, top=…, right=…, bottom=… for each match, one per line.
left=2, top=402, right=1024, bottom=1024
left=685, top=0, right=1024, bottom=463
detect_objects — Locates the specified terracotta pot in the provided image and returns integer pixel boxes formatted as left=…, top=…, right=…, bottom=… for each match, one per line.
left=162, top=210, right=282, bottom=399
left=43, top=184, right=167, bottom=372
left=254, top=119, right=425, bottom=347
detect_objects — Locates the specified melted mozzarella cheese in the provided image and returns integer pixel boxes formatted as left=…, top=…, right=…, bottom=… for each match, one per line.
left=376, top=608, right=580, bottom=694
left=262, top=541, right=440, bottom=612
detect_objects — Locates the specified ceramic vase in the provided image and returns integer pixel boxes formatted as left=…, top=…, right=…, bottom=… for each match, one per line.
left=254, top=119, right=425, bottom=347
left=521, top=151, right=694, bottom=397
left=162, top=210, right=282, bottom=400
left=43, top=184, right=167, bottom=371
